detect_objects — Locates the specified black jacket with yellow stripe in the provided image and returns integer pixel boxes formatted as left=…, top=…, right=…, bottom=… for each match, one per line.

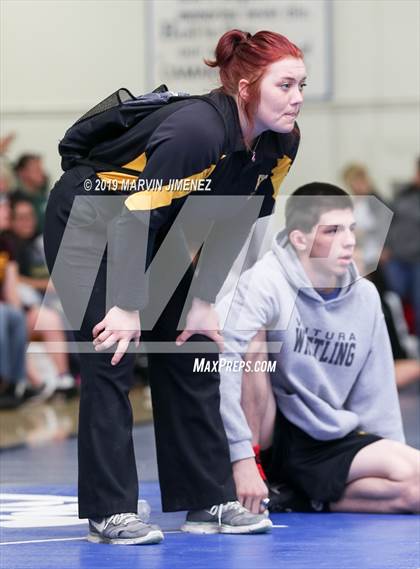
left=59, top=89, right=300, bottom=310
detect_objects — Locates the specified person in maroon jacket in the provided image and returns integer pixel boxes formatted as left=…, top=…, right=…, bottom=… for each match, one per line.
left=44, top=29, right=306, bottom=544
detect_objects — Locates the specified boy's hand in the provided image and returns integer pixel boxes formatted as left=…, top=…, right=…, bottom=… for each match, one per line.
left=232, top=457, right=269, bottom=514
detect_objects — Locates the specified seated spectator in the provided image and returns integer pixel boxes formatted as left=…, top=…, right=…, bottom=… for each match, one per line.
left=218, top=183, right=419, bottom=515
left=9, top=195, right=50, bottom=298
left=384, top=157, right=420, bottom=340
left=4, top=196, right=77, bottom=398
left=13, top=153, right=48, bottom=234
left=342, top=162, right=390, bottom=271
left=0, top=195, right=54, bottom=408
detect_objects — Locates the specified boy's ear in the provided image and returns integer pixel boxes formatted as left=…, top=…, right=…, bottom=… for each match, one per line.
left=289, top=229, right=308, bottom=252
left=238, top=79, right=250, bottom=103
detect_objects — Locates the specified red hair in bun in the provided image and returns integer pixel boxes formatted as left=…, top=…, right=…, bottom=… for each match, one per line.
left=206, top=29, right=303, bottom=138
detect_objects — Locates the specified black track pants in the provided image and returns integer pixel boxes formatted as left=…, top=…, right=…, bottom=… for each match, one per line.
left=43, top=166, right=236, bottom=517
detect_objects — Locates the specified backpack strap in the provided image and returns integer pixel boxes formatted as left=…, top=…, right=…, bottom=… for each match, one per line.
left=74, top=92, right=228, bottom=178
left=188, top=95, right=228, bottom=147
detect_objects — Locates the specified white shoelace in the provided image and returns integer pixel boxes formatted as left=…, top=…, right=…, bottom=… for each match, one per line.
left=106, top=512, right=138, bottom=527
left=207, top=501, right=248, bottom=527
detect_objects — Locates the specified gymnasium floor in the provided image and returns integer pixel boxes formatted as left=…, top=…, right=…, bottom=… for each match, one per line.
left=1, top=384, right=419, bottom=569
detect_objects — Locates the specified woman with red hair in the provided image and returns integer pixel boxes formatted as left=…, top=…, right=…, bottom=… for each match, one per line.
left=44, top=29, right=306, bottom=544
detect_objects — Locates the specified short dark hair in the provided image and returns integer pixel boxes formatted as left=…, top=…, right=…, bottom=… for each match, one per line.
left=286, top=182, right=353, bottom=234
left=14, top=154, right=41, bottom=172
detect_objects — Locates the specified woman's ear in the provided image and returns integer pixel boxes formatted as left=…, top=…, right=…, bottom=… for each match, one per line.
left=289, top=229, right=308, bottom=252
left=238, top=79, right=250, bottom=103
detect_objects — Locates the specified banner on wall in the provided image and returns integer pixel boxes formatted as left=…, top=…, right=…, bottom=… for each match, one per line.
left=146, top=0, right=332, bottom=100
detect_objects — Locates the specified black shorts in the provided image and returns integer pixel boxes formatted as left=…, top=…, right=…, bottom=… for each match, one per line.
left=261, top=411, right=382, bottom=503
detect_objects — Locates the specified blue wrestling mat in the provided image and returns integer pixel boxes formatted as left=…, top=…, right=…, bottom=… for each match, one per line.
left=1, top=482, right=419, bottom=569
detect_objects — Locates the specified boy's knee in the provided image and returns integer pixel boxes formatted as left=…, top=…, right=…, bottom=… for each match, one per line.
left=388, top=454, right=418, bottom=483
left=399, top=477, right=420, bottom=513
left=386, top=454, right=420, bottom=513
left=393, top=459, right=420, bottom=512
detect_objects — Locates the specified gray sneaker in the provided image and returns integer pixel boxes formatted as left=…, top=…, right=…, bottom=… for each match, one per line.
left=88, top=513, right=164, bottom=545
left=181, top=501, right=272, bottom=534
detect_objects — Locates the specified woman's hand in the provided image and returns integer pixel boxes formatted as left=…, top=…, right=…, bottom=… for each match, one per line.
left=232, top=457, right=269, bottom=514
left=92, top=306, right=141, bottom=366
left=175, top=298, right=224, bottom=352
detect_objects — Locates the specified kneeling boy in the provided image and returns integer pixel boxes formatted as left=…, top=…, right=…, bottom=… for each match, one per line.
left=219, top=183, right=419, bottom=514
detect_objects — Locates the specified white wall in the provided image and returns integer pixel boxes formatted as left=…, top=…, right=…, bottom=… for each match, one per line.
left=285, top=0, right=420, bottom=199
left=1, top=0, right=419, bottom=196
left=0, top=0, right=146, bottom=182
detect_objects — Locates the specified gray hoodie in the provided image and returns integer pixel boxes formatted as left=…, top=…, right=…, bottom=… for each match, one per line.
left=218, top=230, right=405, bottom=463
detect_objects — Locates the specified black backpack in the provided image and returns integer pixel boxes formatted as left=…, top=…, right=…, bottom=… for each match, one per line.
left=59, top=85, right=227, bottom=175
